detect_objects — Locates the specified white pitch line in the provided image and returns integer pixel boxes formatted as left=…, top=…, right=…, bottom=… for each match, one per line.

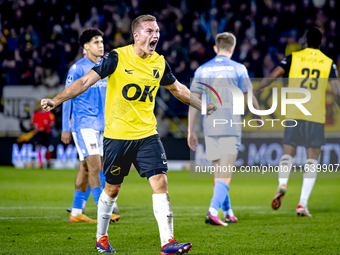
left=0, top=216, right=59, bottom=220
left=224, top=206, right=268, bottom=210
left=0, top=207, right=66, bottom=210
left=0, top=210, right=290, bottom=220
left=0, top=206, right=145, bottom=210
left=172, top=213, right=204, bottom=216
left=171, top=206, right=267, bottom=210
left=0, top=205, right=268, bottom=210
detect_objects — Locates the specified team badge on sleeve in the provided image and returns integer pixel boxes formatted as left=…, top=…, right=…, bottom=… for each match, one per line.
left=67, top=75, right=73, bottom=83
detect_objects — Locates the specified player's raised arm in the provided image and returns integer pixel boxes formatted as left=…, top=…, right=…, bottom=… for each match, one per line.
left=254, top=54, right=292, bottom=96
left=164, top=80, right=217, bottom=115
left=254, top=66, right=285, bottom=96
left=41, top=70, right=101, bottom=112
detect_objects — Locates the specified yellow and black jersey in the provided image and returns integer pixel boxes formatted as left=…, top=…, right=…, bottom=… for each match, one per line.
left=92, top=44, right=176, bottom=140
left=280, top=48, right=338, bottom=123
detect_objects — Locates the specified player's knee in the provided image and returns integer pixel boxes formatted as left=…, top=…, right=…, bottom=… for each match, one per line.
left=148, top=173, right=168, bottom=193
left=75, top=180, right=87, bottom=191
left=104, top=183, right=121, bottom=198
left=87, top=166, right=102, bottom=177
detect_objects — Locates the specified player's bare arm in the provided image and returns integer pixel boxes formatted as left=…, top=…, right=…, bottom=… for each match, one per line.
left=245, top=91, right=264, bottom=130
left=330, top=79, right=340, bottom=107
left=41, top=70, right=101, bottom=112
left=187, top=91, right=201, bottom=151
left=254, top=66, right=285, bottom=96
left=165, top=80, right=217, bottom=115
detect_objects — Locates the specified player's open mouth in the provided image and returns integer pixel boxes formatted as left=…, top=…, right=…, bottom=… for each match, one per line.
left=150, top=40, right=157, bottom=50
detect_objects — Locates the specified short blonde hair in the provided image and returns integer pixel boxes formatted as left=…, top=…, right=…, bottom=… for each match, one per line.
left=215, top=32, right=236, bottom=52
left=131, top=14, right=157, bottom=33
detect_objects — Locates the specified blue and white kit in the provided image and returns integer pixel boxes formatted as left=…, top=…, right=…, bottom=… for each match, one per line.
left=62, top=56, right=107, bottom=161
left=191, top=55, right=252, bottom=160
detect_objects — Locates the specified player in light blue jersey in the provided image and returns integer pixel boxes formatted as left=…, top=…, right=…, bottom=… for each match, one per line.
left=62, top=28, right=119, bottom=223
left=188, top=32, right=261, bottom=226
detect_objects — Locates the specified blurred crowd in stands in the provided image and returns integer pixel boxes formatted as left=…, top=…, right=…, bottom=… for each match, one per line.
left=1, top=0, right=340, bottom=134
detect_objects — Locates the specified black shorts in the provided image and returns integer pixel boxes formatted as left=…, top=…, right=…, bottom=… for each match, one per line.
left=283, top=120, right=325, bottom=148
left=34, top=132, right=51, bottom=148
left=103, top=134, right=168, bottom=185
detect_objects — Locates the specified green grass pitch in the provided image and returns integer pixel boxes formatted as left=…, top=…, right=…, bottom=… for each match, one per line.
left=0, top=166, right=339, bottom=254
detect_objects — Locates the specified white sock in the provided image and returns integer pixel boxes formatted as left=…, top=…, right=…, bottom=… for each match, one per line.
left=299, top=159, right=318, bottom=207
left=208, top=207, right=218, bottom=216
left=222, top=209, right=234, bottom=218
left=278, top=154, right=293, bottom=186
left=153, top=193, right=173, bottom=247
left=227, top=209, right=234, bottom=217
left=71, top=208, right=82, bottom=217
left=82, top=200, right=87, bottom=210
left=96, top=190, right=116, bottom=241
left=112, top=195, right=119, bottom=214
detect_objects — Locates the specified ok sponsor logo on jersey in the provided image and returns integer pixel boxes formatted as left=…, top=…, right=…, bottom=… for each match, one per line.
left=122, top=84, right=157, bottom=103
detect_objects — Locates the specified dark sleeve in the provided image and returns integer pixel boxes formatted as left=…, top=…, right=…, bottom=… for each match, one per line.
left=160, top=60, right=177, bottom=86
left=92, top=51, right=119, bottom=79
left=279, top=54, right=292, bottom=73
left=329, top=61, right=338, bottom=79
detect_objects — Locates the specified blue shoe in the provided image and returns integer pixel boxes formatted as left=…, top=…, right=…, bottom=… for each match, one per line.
left=96, top=236, right=116, bottom=253
left=160, top=239, right=192, bottom=255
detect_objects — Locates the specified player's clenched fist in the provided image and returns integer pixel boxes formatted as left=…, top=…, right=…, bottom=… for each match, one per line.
left=206, top=102, right=217, bottom=115
left=41, top=99, right=56, bottom=112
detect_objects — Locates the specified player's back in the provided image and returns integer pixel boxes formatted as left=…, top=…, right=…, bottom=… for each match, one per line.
left=195, top=56, right=247, bottom=79
left=286, top=48, right=334, bottom=123
left=67, top=57, right=107, bottom=132
left=288, top=48, right=332, bottom=79
left=193, top=56, right=251, bottom=105
left=192, top=56, right=252, bottom=137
